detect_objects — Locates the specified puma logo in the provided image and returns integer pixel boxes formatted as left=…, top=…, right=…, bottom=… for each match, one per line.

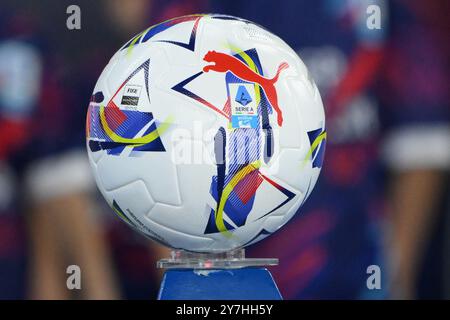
left=203, top=50, right=289, bottom=126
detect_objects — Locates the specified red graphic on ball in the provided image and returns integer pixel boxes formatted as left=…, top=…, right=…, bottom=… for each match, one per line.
left=203, top=50, right=289, bottom=126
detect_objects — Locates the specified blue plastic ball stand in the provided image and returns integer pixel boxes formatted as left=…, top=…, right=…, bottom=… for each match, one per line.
left=157, top=249, right=282, bottom=300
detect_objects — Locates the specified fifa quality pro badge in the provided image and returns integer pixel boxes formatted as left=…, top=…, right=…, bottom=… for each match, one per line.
left=229, top=83, right=258, bottom=129
left=121, top=84, right=142, bottom=107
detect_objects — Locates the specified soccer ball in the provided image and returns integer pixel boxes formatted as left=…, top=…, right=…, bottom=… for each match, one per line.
left=86, top=14, right=326, bottom=252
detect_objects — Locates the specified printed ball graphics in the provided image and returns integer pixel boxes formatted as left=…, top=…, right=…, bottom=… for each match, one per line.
left=86, top=14, right=326, bottom=252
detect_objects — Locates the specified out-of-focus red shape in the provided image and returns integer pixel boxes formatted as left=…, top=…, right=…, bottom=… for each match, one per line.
left=0, top=118, right=30, bottom=160
left=326, top=45, right=385, bottom=119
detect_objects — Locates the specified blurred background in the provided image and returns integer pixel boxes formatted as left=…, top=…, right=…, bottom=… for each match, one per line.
left=0, top=0, right=448, bottom=299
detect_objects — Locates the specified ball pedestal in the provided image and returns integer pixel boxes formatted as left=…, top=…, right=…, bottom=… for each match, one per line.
left=157, top=249, right=282, bottom=300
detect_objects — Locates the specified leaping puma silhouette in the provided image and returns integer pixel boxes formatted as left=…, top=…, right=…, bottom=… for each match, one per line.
left=203, top=50, right=288, bottom=126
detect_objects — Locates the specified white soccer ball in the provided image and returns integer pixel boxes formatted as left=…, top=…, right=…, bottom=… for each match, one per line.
left=86, top=14, right=326, bottom=252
